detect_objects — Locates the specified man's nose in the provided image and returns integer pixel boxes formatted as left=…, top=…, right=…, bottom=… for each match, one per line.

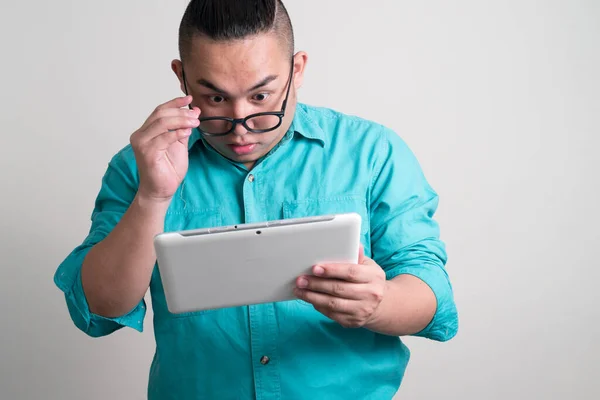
left=231, top=103, right=249, bottom=136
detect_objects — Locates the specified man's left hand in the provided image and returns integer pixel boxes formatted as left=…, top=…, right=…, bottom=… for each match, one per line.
left=294, top=246, right=388, bottom=328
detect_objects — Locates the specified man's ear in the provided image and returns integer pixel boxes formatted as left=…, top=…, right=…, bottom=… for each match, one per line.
left=292, top=51, right=308, bottom=90
left=171, top=59, right=186, bottom=94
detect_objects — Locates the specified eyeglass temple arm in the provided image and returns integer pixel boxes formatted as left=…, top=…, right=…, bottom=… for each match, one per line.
left=281, top=59, right=295, bottom=113
left=181, top=67, right=193, bottom=110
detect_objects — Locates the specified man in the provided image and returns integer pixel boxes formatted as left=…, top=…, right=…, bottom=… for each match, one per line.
left=54, top=0, right=458, bottom=398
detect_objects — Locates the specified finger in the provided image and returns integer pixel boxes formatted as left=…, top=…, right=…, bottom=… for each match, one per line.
left=312, top=262, right=371, bottom=283
left=139, top=116, right=199, bottom=145
left=296, top=276, right=365, bottom=300
left=176, top=128, right=192, bottom=146
left=294, top=288, right=358, bottom=314
left=155, top=95, right=193, bottom=112
left=140, top=105, right=200, bottom=132
left=147, top=127, right=194, bottom=151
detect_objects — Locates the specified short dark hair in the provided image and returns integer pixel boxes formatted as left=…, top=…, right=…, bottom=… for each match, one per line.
left=178, top=0, right=294, bottom=60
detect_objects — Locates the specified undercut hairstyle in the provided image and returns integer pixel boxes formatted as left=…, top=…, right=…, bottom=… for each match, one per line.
left=178, top=0, right=294, bottom=60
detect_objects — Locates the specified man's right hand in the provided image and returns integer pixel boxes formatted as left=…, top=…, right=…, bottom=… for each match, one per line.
left=81, top=96, right=201, bottom=318
left=130, top=95, right=200, bottom=203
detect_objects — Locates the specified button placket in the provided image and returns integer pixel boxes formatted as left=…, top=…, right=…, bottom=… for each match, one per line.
left=242, top=164, right=280, bottom=397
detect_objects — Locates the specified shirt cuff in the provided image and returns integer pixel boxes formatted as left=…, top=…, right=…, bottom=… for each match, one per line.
left=57, top=246, right=146, bottom=337
left=385, top=264, right=458, bottom=342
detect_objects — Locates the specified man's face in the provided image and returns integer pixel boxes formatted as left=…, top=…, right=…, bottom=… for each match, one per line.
left=172, top=34, right=307, bottom=169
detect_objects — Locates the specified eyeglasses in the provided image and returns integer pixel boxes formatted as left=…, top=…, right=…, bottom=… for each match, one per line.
left=181, top=59, right=294, bottom=137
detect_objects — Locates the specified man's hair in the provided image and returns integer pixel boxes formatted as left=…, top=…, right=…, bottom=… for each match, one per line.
left=178, top=0, right=294, bottom=60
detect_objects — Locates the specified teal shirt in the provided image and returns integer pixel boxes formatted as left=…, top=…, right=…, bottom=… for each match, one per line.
left=54, top=103, right=458, bottom=399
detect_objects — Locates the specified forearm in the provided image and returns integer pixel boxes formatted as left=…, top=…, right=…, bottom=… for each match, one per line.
left=81, top=194, right=170, bottom=318
left=365, top=274, right=437, bottom=336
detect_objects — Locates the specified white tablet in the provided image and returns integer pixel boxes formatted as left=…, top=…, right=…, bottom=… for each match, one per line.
left=154, top=212, right=361, bottom=314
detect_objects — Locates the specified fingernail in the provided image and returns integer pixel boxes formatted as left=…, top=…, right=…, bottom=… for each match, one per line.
left=314, top=266, right=324, bottom=276
left=297, top=277, right=308, bottom=288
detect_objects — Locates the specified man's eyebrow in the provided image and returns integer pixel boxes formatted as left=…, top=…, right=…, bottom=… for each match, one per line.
left=248, top=75, right=279, bottom=92
left=197, top=79, right=228, bottom=95
left=196, top=75, right=279, bottom=95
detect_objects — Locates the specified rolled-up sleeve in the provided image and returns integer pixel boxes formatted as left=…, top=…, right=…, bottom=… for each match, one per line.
left=53, top=150, right=146, bottom=337
left=369, top=127, right=458, bottom=342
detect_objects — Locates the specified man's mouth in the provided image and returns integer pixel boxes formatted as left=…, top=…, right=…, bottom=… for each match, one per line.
left=227, top=143, right=258, bottom=155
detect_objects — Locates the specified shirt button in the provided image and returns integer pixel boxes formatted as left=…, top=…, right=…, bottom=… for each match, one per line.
left=260, top=356, right=270, bottom=365
left=248, top=174, right=255, bottom=183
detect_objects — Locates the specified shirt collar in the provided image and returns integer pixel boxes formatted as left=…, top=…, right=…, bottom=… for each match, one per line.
left=187, top=102, right=327, bottom=151
left=187, top=127, right=202, bottom=151
left=289, top=103, right=327, bottom=147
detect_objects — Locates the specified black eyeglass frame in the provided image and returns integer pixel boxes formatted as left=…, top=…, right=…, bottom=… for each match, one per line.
left=181, top=59, right=295, bottom=137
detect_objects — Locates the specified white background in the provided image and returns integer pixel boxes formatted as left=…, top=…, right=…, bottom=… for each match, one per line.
left=1, top=1, right=598, bottom=399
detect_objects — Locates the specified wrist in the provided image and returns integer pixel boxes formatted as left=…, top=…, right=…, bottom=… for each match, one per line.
left=363, top=280, right=391, bottom=331
left=133, top=192, right=173, bottom=215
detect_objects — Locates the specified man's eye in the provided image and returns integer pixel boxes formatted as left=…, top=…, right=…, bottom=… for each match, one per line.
left=253, top=93, right=270, bottom=102
left=209, top=95, right=225, bottom=103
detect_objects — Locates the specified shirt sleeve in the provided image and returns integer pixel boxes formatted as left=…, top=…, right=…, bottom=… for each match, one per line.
left=369, top=127, right=458, bottom=342
left=53, top=150, right=146, bottom=338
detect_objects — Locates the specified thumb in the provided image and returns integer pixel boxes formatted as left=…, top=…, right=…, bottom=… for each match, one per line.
left=358, top=244, right=366, bottom=264
left=178, top=129, right=192, bottom=147
left=358, top=244, right=376, bottom=265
